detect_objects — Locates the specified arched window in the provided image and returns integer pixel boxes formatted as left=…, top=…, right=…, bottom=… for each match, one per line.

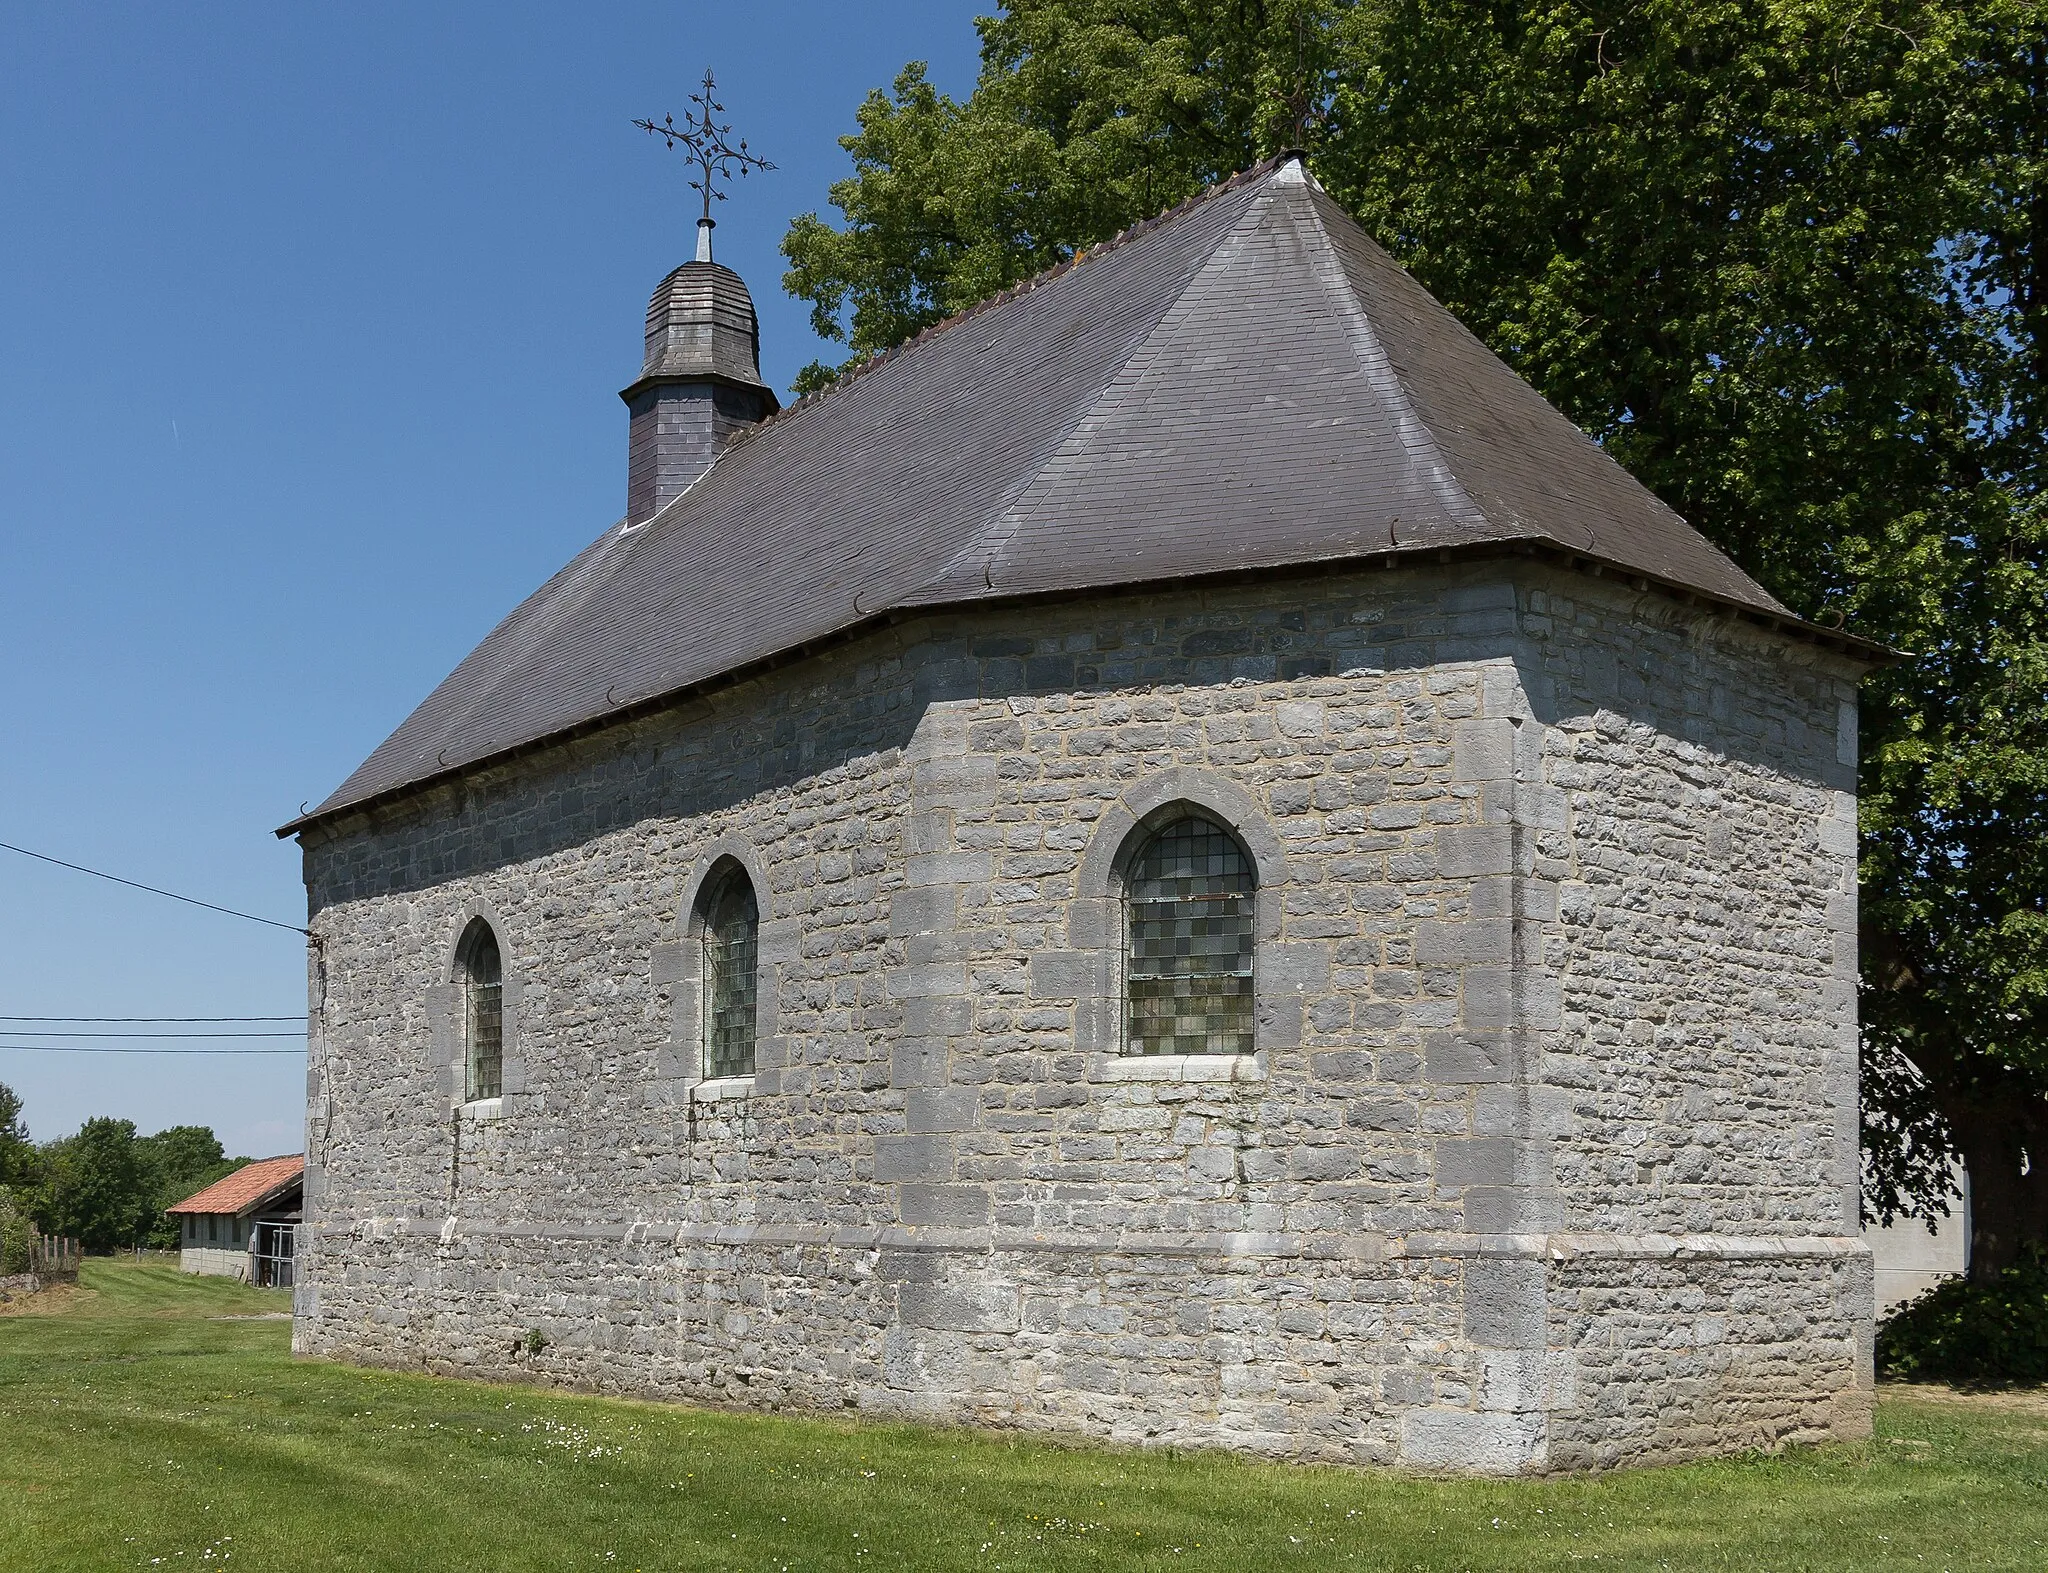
left=1125, top=814, right=1256, bottom=1055
left=458, top=919, right=503, bottom=1102
left=700, top=867, right=759, bottom=1078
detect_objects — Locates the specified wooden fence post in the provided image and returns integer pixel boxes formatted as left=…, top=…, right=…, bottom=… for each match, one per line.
left=28, top=1234, right=81, bottom=1286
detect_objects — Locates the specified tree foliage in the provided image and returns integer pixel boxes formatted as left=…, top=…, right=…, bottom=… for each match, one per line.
left=0, top=1082, right=249, bottom=1253
left=0, top=1079, right=33, bottom=1191
left=0, top=1191, right=27, bottom=1276
left=1877, top=1247, right=2048, bottom=1382
left=784, top=2, right=2048, bottom=1272
left=134, top=1125, right=242, bottom=1249
left=39, top=1118, right=151, bottom=1253
left=0, top=1080, right=40, bottom=1270
left=780, top=2, right=1320, bottom=386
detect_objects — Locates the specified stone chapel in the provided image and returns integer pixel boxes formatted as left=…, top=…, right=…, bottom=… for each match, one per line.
left=281, top=154, right=1879, bottom=1473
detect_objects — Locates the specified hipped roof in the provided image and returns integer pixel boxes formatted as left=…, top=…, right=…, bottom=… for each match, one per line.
left=287, top=156, right=1855, bottom=836
left=166, top=1155, right=304, bottom=1219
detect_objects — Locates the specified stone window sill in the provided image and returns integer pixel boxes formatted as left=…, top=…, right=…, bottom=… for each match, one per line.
left=1091, top=1053, right=1265, bottom=1084
left=458, top=1097, right=504, bottom=1122
left=691, top=1074, right=756, bottom=1104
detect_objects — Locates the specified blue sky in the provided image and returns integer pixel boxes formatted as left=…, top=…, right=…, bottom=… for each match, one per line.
left=0, top=3, right=981, bottom=1155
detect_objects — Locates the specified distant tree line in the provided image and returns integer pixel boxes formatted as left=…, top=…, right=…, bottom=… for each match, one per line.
left=0, top=1079, right=249, bottom=1260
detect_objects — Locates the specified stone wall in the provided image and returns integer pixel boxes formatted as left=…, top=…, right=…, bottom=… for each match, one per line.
left=294, top=558, right=1872, bottom=1471
left=1546, top=1240, right=1873, bottom=1470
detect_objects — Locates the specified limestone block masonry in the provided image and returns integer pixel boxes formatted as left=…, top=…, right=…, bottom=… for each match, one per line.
left=293, top=560, right=1873, bottom=1473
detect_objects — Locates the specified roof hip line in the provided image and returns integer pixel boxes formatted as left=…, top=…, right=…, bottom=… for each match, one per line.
left=710, top=154, right=1298, bottom=468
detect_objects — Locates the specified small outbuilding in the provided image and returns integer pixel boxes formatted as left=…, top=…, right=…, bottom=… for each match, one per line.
left=167, top=1154, right=304, bottom=1286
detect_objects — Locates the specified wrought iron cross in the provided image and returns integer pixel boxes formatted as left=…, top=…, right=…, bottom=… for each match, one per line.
left=634, top=70, right=774, bottom=260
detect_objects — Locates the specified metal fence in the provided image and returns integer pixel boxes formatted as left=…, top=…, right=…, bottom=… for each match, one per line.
left=250, top=1223, right=295, bottom=1289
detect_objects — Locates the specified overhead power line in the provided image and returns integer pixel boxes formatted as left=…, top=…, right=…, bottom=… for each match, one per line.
left=0, top=840, right=307, bottom=936
left=0, top=1042, right=302, bottom=1056
left=0, top=1029, right=303, bottom=1039
left=0, top=1015, right=306, bottom=1023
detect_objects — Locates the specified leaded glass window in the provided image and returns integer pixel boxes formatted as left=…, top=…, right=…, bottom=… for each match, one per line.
left=461, top=921, right=503, bottom=1102
left=1125, top=815, right=1256, bottom=1055
left=702, top=870, right=759, bottom=1079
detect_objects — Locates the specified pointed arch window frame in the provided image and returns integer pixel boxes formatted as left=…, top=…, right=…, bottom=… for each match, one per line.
left=456, top=917, right=505, bottom=1104
left=458, top=917, right=505, bottom=1097
left=1122, top=813, right=1259, bottom=1057
left=698, top=864, right=760, bottom=1080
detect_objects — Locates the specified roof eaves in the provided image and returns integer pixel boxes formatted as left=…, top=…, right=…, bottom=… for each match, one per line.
left=1515, top=542, right=1895, bottom=664
left=230, top=1176, right=304, bottom=1219
left=277, top=540, right=1890, bottom=839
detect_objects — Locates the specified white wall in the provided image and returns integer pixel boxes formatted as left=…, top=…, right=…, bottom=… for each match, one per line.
left=178, top=1212, right=251, bottom=1279
left=180, top=1244, right=248, bottom=1279
left=1864, top=1168, right=1969, bottom=1315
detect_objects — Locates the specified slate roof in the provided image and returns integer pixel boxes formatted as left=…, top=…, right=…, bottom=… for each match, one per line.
left=166, top=1155, right=304, bottom=1218
left=287, top=155, right=1848, bottom=836
left=629, top=259, right=773, bottom=396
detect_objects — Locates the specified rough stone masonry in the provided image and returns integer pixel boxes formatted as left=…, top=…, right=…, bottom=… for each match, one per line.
left=292, top=559, right=1873, bottom=1473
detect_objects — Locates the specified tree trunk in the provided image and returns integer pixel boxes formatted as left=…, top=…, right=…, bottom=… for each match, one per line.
left=1932, top=1065, right=2048, bottom=1282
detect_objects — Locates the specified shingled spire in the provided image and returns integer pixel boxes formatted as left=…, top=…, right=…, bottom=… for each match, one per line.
left=619, top=259, right=777, bottom=525
left=621, top=72, right=779, bottom=525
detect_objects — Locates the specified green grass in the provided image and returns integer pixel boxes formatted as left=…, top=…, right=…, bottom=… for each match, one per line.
left=1, top=1263, right=2044, bottom=1571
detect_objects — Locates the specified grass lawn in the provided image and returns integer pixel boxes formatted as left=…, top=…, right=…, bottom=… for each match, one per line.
left=1, top=1262, right=2043, bottom=1571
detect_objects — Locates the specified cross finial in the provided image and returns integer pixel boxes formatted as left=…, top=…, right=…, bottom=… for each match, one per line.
left=634, top=69, right=775, bottom=262
left=1280, top=11, right=1326, bottom=151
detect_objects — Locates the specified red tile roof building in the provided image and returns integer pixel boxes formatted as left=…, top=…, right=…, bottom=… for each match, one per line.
left=168, top=1155, right=302, bottom=1290
left=167, top=1154, right=304, bottom=1217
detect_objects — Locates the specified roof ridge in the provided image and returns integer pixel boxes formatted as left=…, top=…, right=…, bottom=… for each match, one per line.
left=717, top=154, right=1295, bottom=460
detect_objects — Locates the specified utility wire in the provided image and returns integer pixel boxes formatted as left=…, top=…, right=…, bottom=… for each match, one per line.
left=0, top=1042, right=301, bottom=1056
left=0, top=1014, right=306, bottom=1023
left=0, top=1030, right=303, bottom=1039
left=0, top=840, right=307, bottom=935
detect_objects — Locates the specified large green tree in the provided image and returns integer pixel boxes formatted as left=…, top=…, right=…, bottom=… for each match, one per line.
left=784, top=1, right=2047, bottom=1275
left=39, top=1117, right=150, bottom=1252
left=0, top=1081, right=39, bottom=1272
left=133, top=1125, right=242, bottom=1249
left=0, top=1080, right=34, bottom=1191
